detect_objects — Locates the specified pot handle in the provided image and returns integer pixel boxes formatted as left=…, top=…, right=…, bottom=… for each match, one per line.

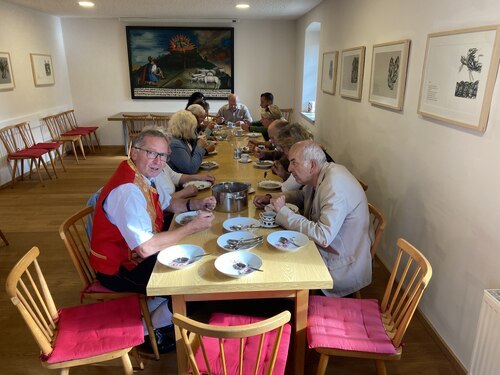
left=234, top=196, right=246, bottom=201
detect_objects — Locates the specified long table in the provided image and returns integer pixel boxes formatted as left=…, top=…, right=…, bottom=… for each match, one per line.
left=146, top=136, right=333, bottom=375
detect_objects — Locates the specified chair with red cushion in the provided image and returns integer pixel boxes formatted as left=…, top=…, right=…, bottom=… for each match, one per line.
left=59, top=109, right=101, bottom=151
left=172, top=310, right=292, bottom=375
left=307, top=238, right=432, bottom=375
left=42, top=114, right=86, bottom=164
left=5, top=246, right=145, bottom=375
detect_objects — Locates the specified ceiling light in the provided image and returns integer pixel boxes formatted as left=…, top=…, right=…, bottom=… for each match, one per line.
left=78, top=1, right=95, bottom=8
left=235, top=4, right=250, bottom=9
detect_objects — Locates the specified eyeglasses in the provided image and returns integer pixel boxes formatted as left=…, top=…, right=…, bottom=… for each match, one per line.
left=133, top=147, right=169, bottom=162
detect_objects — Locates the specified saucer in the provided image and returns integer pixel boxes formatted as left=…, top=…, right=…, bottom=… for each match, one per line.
left=238, top=158, right=252, bottom=163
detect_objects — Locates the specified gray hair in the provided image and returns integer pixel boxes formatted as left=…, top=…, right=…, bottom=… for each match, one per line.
left=276, top=123, right=313, bottom=151
left=132, top=126, right=171, bottom=148
left=299, top=140, right=327, bottom=164
left=262, top=104, right=282, bottom=120
left=187, top=103, right=206, bottom=118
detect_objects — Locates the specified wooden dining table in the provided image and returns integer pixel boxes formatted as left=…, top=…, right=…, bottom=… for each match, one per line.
left=146, top=134, right=333, bottom=375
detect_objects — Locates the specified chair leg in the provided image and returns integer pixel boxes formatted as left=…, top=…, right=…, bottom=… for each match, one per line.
left=140, top=296, right=160, bottom=360
left=0, top=230, right=8, bottom=246
left=130, top=347, right=145, bottom=370
left=316, top=353, right=329, bottom=375
left=70, top=141, right=79, bottom=164
left=93, top=132, right=101, bottom=150
left=10, top=160, right=18, bottom=187
left=47, top=152, right=58, bottom=178
left=55, top=149, right=67, bottom=172
left=121, top=352, right=134, bottom=375
left=33, top=158, right=45, bottom=186
left=39, top=158, right=52, bottom=180
left=59, top=368, right=70, bottom=375
left=77, top=137, right=87, bottom=160
left=375, top=359, right=387, bottom=375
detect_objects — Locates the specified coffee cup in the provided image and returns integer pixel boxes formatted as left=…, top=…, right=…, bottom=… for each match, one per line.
left=259, top=211, right=277, bottom=227
left=240, top=153, right=250, bottom=162
left=235, top=129, right=243, bottom=136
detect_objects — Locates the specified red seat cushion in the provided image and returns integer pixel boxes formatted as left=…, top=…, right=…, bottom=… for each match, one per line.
left=78, top=126, right=99, bottom=132
left=194, top=313, right=291, bottom=375
left=46, top=296, right=144, bottom=364
left=63, top=129, right=92, bottom=136
left=307, top=295, right=397, bottom=354
left=30, top=142, right=62, bottom=150
left=9, top=149, right=48, bottom=158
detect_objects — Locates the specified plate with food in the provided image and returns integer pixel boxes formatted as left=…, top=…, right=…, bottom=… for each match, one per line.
left=200, top=161, right=219, bottom=170
left=258, top=180, right=283, bottom=190
left=207, top=150, right=218, bottom=156
left=246, top=132, right=261, bottom=138
left=175, top=211, right=199, bottom=225
left=183, top=180, right=212, bottom=190
left=254, top=160, right=273, bottom=169
left=214, top=250, right=263, bottom=277
left=265, top=203, right=299, bottom=214
left=217, top=231, right=262, bottom=251
left=157, top=244, right=206, bottom=269
left=223, top=217, right=261, bottom=232
left=267, top=230, right=309, bottom=252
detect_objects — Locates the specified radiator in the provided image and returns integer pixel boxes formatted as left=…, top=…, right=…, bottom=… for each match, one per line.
left=470, top=289, right=500, bottom=375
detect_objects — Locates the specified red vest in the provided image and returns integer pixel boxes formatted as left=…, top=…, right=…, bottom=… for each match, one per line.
left=90, top=160, right=164, bottom=275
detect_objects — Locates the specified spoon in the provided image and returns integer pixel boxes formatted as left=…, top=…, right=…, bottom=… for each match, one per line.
left=233, top=262, right=263, bottom=272
left=278, top=237, right=300, bottom=247
left=225, top=238, right=263, bottom=250
left=229, top=224, right=261, bottom=231
left=172, top=253, right=211, bottom=264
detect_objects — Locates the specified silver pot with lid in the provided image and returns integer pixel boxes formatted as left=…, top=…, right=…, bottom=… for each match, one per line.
left=212, top=182, right=249, bottom=212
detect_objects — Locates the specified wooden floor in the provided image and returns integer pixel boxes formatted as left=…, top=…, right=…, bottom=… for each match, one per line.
left=0, top=146, right=459, bottom=374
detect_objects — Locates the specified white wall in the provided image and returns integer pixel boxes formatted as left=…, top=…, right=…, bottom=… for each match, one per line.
left=296, top=0, right=500, bottom=369
left=60, top=18, right=296, bottom=145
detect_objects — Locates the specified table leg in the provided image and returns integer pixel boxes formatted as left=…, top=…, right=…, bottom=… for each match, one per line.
left=172, top=295, right=188, bottom=375
left=122, top=120, right=129, bottom=155
left=294, top=289, right=309, bottom=375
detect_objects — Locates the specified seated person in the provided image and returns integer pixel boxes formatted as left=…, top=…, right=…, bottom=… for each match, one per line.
left=193, top=99, right=217, bottom=138
left=250, top=119, right=288, bottom=160
left=243, top=92, right=274, bottom=128
left=241, top=104, right=282, bottom=141
left=185, top=91, right=205, bottom=109
left=253, top=140, right=371, bottom=297
left=216, top=93, right=252, bottom=126
left=187, top=103, right=217, bottom=149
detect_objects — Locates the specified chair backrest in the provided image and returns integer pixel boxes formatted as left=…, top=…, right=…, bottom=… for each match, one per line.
left=61, top=109, right=79, bottom=130
left=54, top=112, right=73, bottom=133
left=368, top=203, right=386, bottom=258
left=172, top=311, right=291, bottom=375
left=16, top=121, right=38, bottom=149
left=280, top=108, right=293, bottom=121
left=357, top=177, right=368, bottom=191
left=59, top=206, right=96, bottom=290
left=42, top=115, right=64, bottom=139
left=0, top=125, right=20, bottom=154
left=123, top=114, right=149, bottom=137
left=5, top=246, right=59, bottom=357
left=150, top=114, right=170, bottom=128
left=380, top=238, right=432, bottom=348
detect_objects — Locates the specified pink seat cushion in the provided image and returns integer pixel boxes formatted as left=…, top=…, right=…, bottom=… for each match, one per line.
left=194, top=312, right=291, bottom=375
left=307, top=295, right=397, bottom=354
left=84, top=280, right=115, bottom=293
left=46, top=296, right=144, bottom=363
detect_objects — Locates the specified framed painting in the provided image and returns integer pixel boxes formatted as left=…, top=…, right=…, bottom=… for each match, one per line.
left=0, top=52, right=15, bottom=91
left=321, top=51, right=338, bottom=95
left=126, top=26, right=234, bottom=100
left=340, top=46, right=366, bottom=99
left=418, top=25, right=500, bottom=132
left=369, top=39, right=410, bottom=110
left=30, top=53, right=55, bottom=86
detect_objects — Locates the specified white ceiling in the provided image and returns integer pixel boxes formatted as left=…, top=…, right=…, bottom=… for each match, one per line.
left=6, top=0, right=322, bottom=20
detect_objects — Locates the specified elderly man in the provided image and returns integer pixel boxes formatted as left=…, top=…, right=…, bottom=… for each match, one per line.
left=253, top=140, right=371, bottom=297
left=241, top=104, right=282, bottom=141
left=216, top=93, right=252, bottom=126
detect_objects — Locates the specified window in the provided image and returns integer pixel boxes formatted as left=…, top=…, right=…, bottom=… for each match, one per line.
left=301, top=22, right=320, bottom=122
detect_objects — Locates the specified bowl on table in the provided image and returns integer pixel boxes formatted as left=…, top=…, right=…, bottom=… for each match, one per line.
left=214, top=250, right=263, bottom=277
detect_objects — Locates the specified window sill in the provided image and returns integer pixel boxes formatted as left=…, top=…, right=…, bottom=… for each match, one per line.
left=300, top=112, right=315, bottom=124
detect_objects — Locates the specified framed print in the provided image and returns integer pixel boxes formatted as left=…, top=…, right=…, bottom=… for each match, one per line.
left=30, top=53, right=55, bottom=86
left=369, top=39, right=410, bottom=110
left=418, top=25, right=500, bottom=132
left=340, top=46, right=366, bottom=99
left=126, top=26, right=234, bottom=100
left=0, top=52, right=15, bottom=90
left=321, top=51, right=338, bottom=95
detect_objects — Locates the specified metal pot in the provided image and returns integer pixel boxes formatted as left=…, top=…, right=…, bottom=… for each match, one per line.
left=212, top=182, right=249, bottom=212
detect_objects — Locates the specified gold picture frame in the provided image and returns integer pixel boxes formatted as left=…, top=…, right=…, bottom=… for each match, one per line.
left=0, top=52, right=15, bottom=91
left=30, top=53, right=55, bottom=87
left=321, top=51, right=338, bottom=95
left=340, top=46, right=366, bottom=100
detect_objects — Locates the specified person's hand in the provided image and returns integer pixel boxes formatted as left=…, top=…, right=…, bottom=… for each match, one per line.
left=235, top=120, right=245, bottom=127
left=199, top=196, right=216, bottom=211
left=197, top=173, right=215, bottom=182
left=179, top=185, right=198, bottom=198
left=247, top=140, right=258, bottom=152
left=253, top=194, right=271, bottom=209
left=187, top=210, right=214, bottom=231
left=196, top=137, right=208, bottom=148
left=204, top=143, right=216, bottom=153
left=241, top=121, right=250, bottom=131
left=254, top=147, right=266, bottom=159
left=216, top=116, right=225, bottom=124
left=271, top=195, right=286, bottom=212
left=206, top=120, right=216, bottom=130
left=271, top=160, right=287, bottom=179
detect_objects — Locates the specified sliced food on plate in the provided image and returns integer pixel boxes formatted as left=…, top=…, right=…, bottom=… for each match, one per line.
left=183, top=180, right=212, bottom=190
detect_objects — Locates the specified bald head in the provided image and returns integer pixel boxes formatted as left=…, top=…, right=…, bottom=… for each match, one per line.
left=288, top=140, right=327, bottom=186
left=268, top=119, right=289, bottom=143
left=228, top=94, right=239, bottom=110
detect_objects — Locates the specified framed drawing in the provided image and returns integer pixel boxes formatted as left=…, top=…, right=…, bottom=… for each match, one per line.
left=321, top=51, right=338, bottom=95
left=418, top=25, right=500, bottom=132
left=0, top=52, right=15, bottom=91
left=126, top=26, right=234, bottom=100
left=340, top=46, right=366, bottom=99
left=30, top=53, right=55, bottom=86
left=369, top=39, right=410, bottom=110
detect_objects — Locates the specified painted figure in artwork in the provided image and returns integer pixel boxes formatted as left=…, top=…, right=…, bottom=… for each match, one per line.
left=455, top=48, right=482, bottom=99
left=351, top=57, right=359, bottom=83
left=387, top=56, right=399, bottom=90
left=140, top=56, right=164, bottom=86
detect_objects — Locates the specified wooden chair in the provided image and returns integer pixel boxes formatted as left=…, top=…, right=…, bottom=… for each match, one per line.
left=0, top=125, right=55, bottom=187
left=172, top=310, right=292, bottom=375
left=5, top=246, right=145, bottom=375
left=123, top=114, right=149, bottom=155
left=59, top=206, right=161, bottom=360
left=55, top=111, right=95, bottom=153
left=307, top=238, right=432, bottom=375
left=368, top=203, right=386, bottom=259
left=357, top=177, right=368, bottom=191
left=60, top=109, right=101, bottom=151
left=280, top=108, right=293, bottom=121
left=0, top=229, right=8, bottom=246
left=42, top=115, right=86, bottom=164
left=16, top=121, right=66, bottom=174
left=150, top=114, right=170, bottom=128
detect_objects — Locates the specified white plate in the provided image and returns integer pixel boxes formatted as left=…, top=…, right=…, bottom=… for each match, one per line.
left=254, top=160, right=273, bottom=169
left=200, top=161, right=219, bottom=170
left=258, top=180, right=283, bottom=190
left=265, top=203, right=299, bottom=214
left=157, top=244, right=205, bottom=269
left=238, top=158, right=252, bottom=163
left=267, top=230, right=309, bottom=252
left=207, top=150, right=218, bottom=155
left=175, top=211, right=199, bottom=225
left=223, top=217, right=261, bottom=232
left=247, top=133, right=261, bottom=138
left=183, top=180, right=212, bottom=190
left=215, top=250, right=263, bottom=278
left=217, top=231, right=260, bottom=251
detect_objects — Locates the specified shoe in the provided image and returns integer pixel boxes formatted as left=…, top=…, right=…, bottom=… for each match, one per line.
left=145, top=328, right=176, bottom=354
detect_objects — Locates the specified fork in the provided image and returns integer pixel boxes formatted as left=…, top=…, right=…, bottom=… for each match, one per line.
left=264, top=171, right=268, bottom=179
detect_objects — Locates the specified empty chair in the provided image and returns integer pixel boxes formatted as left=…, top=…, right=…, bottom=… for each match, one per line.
left=150, top=114, right=170, bottom=128
left=42, top=115, right=86, bottom=164
left=5, top=246, right=145, bottom=375
left=55, top=111, right=95, bottom=153
left=62, top=109, right=101, bottom=150
left=307, top=238, right=432, bottom=375
left=0, top=125, right=55, bottom=187
left=123, top=114, right=149, bottom=155
left=172, top=310, right=292, bottom=375
left=59, top=206, right=161, bottom=360
left=280, top=108, right=293, bottom=121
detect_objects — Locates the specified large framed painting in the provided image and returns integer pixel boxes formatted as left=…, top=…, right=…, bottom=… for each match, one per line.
left=418, top=25, right=500, bottom=132
left=126, top=26, right=234, bottom=100
left=369, top=39, right=410, bottom=110
left=0, top=52, right=15, bottom=91
left=340, top=46, right=366, bottom=99
left=30, top=53, right=55, bottom=87
left=321, top=51, right=338, bottom=95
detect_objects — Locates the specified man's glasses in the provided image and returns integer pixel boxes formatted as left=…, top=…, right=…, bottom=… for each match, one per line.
left=133, top=147, right=169, bottom=162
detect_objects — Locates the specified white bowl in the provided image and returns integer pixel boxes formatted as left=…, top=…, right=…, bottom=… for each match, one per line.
left=214, top=250, right=263, bottom=278
left=200, top=161, right=219, bottom=170
left=175, top=211, right=198, bottom=225
left=254, top=160, right=273, bottom=169
left=157, top=244, right=205, bottom=269
left=247, top=133, right=261, bottom=138
left=217, top=231, right=260, bottom=251
left=223, top=217, right=261, bottom=232
left=258, top=180, right=282, bottom=190
left=266, top=230, right=309, bottom=252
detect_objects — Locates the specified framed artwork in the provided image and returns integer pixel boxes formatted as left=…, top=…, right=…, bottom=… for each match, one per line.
left=418, top=25, right=500, bottom=132
left=30, top=53, right=55, bottom=86
left=369, top=39, right=411, bottom=110
left=340, top=46, right=366, bottom=99
left=0, top=52, right=15, bottom=90
left=126, top=26, right=234, bottom=100
left=321, top=51, right=338, bottom=95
